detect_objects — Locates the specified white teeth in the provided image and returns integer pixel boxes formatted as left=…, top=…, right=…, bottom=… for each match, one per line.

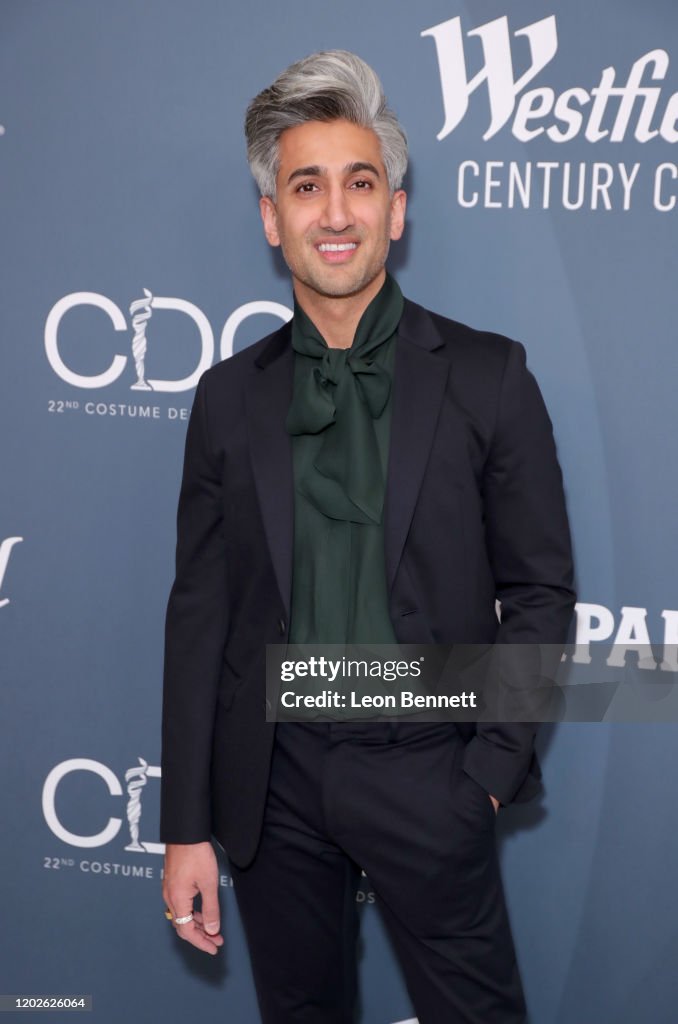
left=318, top=243, right=357, bottom=252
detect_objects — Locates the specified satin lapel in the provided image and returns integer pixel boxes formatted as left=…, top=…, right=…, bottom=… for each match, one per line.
left=384, top=300, right=449, bottom=591
left=245, top=323, right=295, bottom=616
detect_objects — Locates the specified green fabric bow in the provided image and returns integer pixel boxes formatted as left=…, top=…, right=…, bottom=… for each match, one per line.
left=286, top=274, right=404, bottom=524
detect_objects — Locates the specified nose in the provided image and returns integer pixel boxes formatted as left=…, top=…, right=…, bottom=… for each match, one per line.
left=320, top=183, right=353, bottom=232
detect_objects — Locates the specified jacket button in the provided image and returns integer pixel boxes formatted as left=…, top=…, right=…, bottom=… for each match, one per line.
left=278, top=617, right=286, bottom=635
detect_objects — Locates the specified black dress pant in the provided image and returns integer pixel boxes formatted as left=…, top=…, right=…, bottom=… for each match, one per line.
left=229, top=721, right=527, bottom=1024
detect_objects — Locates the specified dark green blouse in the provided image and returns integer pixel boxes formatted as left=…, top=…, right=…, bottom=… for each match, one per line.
left=285, top=274, right=404, bottom=645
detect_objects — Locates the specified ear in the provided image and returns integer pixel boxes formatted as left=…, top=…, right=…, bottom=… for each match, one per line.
left=259, top=196, right=281, bottom=247
left=389, top=190, right=407, bottom=242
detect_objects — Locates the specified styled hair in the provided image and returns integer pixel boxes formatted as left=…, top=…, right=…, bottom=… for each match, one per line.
left=244, top=50, right=408, bottom=199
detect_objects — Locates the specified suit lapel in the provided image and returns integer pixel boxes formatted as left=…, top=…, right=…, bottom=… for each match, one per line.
left=246, top=322, right=295, bottom=616
left=384, top=299, right=449, bottom=591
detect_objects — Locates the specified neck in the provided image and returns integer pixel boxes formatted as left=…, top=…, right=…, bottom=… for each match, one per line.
left=293, top=270, right=387, bottom=349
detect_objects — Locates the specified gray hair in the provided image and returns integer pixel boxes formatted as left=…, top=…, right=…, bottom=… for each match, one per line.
left=244, top=50, right=408, bottom=199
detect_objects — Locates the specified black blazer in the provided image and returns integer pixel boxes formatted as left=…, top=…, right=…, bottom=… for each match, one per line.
left=160, top=297, right=576, bottom=867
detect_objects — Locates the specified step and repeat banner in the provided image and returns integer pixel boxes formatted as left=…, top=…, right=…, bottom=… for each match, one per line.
left=1, top=2, right=677, bottom=1021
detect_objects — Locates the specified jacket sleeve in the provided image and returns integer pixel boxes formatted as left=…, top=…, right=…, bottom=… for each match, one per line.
left=160, top=374, right=229, bottom=843
left=462, top=339, right=576, bottom=805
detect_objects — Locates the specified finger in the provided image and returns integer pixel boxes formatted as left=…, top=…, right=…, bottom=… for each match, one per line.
left=175, top=917, right=222, bottom=955
left=199, top=887, right=221, bottom=937
left=161, top=882, right=172, bottom=913
left=162, top=886, right=175, bottom=922
left=170, top=901, right=222, bottom=955
left=164, top=880, right=196, bottom=922
left=192, top=911, right=224, bottom=946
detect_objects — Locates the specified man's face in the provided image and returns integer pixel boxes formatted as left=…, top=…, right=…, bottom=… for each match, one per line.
left=259, top=119, right=406, bottom=301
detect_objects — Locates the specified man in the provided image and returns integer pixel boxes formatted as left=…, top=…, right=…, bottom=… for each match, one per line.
left=161, top=50, right=576, bottom=1023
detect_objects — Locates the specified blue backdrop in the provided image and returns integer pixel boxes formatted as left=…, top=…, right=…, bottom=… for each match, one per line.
left=1, top=1, right=677, bottom=1021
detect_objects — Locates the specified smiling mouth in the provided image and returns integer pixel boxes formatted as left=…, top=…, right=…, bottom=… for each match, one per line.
left=317, top=242, right=358, bottom=252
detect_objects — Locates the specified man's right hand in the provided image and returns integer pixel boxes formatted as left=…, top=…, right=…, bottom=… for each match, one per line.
left=162, top=841, right=224, bottom=955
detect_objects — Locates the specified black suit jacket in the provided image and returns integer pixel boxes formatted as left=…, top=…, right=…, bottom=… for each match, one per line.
left=160, top=297, right=576, bottom=867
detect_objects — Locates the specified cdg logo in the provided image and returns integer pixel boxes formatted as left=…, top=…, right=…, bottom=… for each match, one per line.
left=44, top=291, right=292, bottom=392
left=42, top=757, right=164, bottom=854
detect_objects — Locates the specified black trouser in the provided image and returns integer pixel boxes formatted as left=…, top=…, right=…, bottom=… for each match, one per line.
left=229, top=721, right=527, bottom=1024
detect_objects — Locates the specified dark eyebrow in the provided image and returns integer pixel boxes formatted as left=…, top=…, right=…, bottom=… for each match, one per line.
left=286, top=165, right=324, bottom=185
left=285, top=161, right=382, bottom=186
left=345, top=161, right=381, bottom=178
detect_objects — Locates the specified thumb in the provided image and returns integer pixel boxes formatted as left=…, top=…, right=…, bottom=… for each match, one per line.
left=201, top=894, right=221, bottom=935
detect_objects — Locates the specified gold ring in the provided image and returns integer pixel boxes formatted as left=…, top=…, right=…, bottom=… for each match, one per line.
left=164, top=909, right=173, bottom=921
